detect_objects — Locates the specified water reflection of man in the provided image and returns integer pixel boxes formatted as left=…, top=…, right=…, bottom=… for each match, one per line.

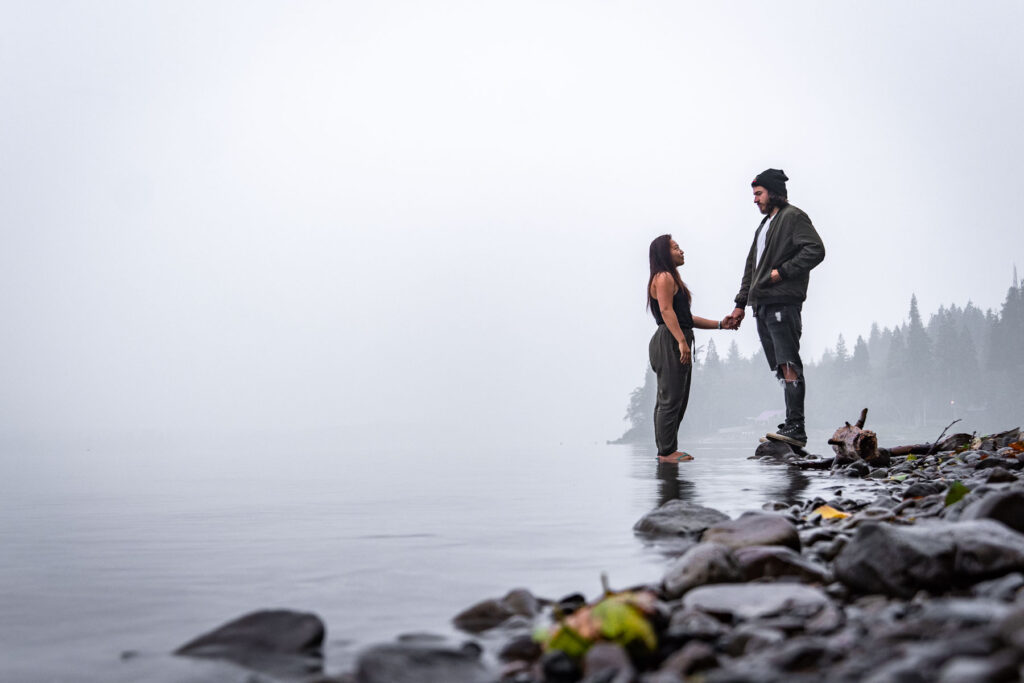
left=724, top=169, right=825, bottom=449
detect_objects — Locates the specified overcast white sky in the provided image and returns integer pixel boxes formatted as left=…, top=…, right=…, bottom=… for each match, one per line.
left=2, top=1, right=1022, bottom=444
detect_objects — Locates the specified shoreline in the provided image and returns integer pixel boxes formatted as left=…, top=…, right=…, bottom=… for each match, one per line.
left=168, top=428, right=1024, bottom=682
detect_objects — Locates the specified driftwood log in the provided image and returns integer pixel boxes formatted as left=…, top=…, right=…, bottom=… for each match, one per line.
left=887, top=426, right=1020, bottom=456
left=828, top=408, right=882, bottom=466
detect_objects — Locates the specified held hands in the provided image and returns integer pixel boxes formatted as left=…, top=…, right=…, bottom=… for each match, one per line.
left=721, top=307, right=745, bottom=330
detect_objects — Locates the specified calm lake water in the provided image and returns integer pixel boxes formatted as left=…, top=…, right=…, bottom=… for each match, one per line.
left=0, top=434, right=842, bottom=681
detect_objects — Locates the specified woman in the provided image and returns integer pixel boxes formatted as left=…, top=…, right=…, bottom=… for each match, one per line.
left=648, top=234, right=727, bottom=462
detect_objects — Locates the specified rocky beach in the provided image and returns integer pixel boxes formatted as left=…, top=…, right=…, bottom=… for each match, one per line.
left=166, top=426, right=1024, bottom=682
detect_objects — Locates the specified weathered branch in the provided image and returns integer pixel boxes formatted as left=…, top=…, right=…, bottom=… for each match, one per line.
left=928, top=419, right=962, bottom=455
left=830, top=408, right=880, bottom=465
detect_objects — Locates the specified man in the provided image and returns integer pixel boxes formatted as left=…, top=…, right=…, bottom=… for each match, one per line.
left=725, top=169, right=825, bottom=448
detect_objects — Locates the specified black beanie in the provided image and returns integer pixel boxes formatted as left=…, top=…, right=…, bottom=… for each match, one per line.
left=752, top=168, right=788, bottom=198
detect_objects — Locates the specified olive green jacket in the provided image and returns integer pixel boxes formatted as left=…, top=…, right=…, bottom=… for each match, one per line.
left=733, top=203, right=825, bottom=309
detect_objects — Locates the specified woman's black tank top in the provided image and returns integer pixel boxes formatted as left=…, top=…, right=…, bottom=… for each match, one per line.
left=651, top=286, right=694, bottom=329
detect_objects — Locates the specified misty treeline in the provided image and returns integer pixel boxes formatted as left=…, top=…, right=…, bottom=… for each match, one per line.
left=619, top=274, right=1024, bottom=442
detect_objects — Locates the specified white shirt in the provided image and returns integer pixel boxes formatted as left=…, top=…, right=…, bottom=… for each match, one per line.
left=755, top=212, right=775, bottom=266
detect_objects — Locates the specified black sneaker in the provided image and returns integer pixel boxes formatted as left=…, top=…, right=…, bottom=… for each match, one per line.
left=766, top=423, right=807, bottom=448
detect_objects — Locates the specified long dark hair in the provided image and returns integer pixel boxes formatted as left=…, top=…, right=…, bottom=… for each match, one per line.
left=647, top=234, right=691, bottom=313
left=767, top=192, right=790, bottom=212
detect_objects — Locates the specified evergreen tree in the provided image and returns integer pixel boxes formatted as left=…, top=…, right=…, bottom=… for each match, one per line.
left=835, top=334, right=850, bottom=364
left=726, top=340, right=741, bottom=365
left=851, top=335, right=870, bottom=373
left=625, top=368, right=656, bottom=434
left=905, top=295, right=934, bottom=425
left=704, top=338, right=721, bottom=370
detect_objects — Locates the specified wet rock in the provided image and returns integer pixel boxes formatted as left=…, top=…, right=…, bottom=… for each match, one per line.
left=903, top=481, right=946, bottom=499
left=973, top=572, right=1024, bottom=601
left=502, top=588, right=541, bottom=617
left=844, top=507, right=897, bottom=527
left=975, top=457, right=1013, bottom=471
left=801, top=528, right=838, bottom=547
left=498, top=634, right=542, bottom=663
left=174, top=609, right=324, bottom=676
left=356, top=640, right=492, bottom=683
left=681, top=583, right=831, bottom=622
left=834, top=520, right=1024, bottom=598
left=936, top=652, right=1019, bottom=683
left=804, top=601, right=846, bottom=634
left=555, top=593, right=587, bottom=616
left=843, top=461, right=870, bottom=478
left=453, top=599, right=516, bottom=633
left=910, top=598, right=1013, bottom=629
left=581, top=642, right=634, bottom=683
left=633, top=500, right=730, bottom=539
left=453, top=588, right=540, bottom=633
left=701, top=512, right=801, bottom=552
left=721, top=624, right=786, bottom=656
left=666, top=608, right=728, bottom=641
left=766, top=636, right=842, bottom=671
left=661, top=542, right=741, bottom=599
left=733, top=545, right=829, bottom=584
left=755, top=440, right=799, bottom=460
left=980, top=428, right=1021, bottom=451
left=541, top=649, right=580, bottom=683
left=658, top=640, right=717, bottom=676
left=997, top=606, right=1024, bottom=650
left=960, top=489, right=1024, bottom=534
left=986, top=466, right=1018, bottom=483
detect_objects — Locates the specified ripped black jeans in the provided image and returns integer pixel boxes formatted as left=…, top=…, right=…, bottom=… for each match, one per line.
left=755, top=303, right=805, bottom=427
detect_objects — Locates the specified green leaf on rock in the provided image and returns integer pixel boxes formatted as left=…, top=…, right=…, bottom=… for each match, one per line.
left=906, top=455, right=918, bottom=462
left=890, top=474, right=909, bottom=482
left=545, top=623, right=591, bottom=659
left=945, top=480, right=970, bottom=506
left=592, top=596, right=657, bottom=653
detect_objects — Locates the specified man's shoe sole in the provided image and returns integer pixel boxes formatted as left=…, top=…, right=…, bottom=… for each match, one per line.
left=766, top=432, right=808, bottom=448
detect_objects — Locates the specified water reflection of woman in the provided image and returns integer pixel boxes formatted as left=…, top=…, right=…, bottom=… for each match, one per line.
left=647, top=234, right=730, bottom=462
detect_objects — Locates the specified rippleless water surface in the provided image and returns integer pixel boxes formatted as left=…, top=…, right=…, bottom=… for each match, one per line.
left=0, top=435, right=843, bottom=681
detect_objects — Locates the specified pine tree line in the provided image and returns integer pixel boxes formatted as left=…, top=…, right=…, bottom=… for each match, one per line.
left=618, top=273, right=1024, bottom=442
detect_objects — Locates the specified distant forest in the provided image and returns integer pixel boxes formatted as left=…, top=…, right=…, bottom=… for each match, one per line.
left=618, top=273, right=1024, bottom=442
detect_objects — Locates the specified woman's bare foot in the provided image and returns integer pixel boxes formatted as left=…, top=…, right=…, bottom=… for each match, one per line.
left=658, top=451, right=694, bottom=463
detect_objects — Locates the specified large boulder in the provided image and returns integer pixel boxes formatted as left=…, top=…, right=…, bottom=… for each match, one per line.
left=174, top=609, right=324, bottom=677
left=633, top=500, right=729, bottom=539
left=681, top=583, right=831, bottom=622
left=733, top=545, right=830, bottom=584
left=356, top=639, right=492, bottom=683
left=960, top=488, right=1024, bottom=534
left=661, top=543, right=741, bottom=599
left=701, top=512, right=801, bottom=552
left=834, top=520, right=1024, bottom=598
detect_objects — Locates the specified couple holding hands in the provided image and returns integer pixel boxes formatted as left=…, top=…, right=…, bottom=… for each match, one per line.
left=646, top=169, right=826, bottom=462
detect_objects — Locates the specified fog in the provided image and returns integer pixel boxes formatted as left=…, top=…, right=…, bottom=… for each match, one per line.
left=2, top=1, right=1022, bottom=446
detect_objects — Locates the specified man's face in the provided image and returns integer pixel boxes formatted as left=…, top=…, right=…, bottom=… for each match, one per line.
left=753, top=186, right=772, bottom=215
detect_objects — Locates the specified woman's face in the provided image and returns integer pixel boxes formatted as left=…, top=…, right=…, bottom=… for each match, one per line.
left=670, top=240, right=685, bottom=266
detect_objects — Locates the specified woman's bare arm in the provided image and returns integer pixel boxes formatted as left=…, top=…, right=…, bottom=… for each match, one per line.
left=692, top=315, right=730, bottom=330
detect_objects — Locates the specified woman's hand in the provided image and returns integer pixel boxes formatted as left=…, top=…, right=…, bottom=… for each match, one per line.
left=678, top=342, right=691, bottom=365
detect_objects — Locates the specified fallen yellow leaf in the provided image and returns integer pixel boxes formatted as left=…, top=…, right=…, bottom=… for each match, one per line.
left=812, top=505, right=851, bottom=520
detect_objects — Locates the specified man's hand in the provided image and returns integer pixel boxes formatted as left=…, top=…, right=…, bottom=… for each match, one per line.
left=723, top=307, right=745, bottom=329
left=770, top=269, right=782, bottom=284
